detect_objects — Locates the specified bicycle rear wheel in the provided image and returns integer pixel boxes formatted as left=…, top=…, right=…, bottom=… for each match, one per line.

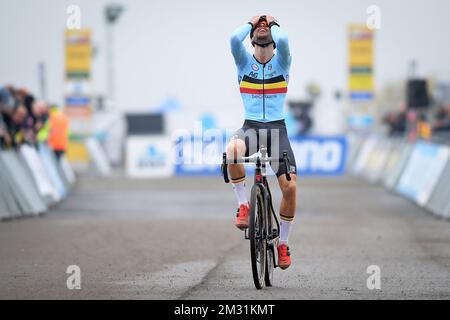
left=249, top=185, right=266, bottom=290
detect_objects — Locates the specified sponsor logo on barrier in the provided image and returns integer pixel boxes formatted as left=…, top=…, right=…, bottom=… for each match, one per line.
left=126, top=136, right=173, bottom=178
left=138, top=146, right=166, bottom=168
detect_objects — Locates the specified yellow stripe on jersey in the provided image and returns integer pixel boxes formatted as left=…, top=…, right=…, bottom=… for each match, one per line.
left=240, top=81, right=288, bottom=90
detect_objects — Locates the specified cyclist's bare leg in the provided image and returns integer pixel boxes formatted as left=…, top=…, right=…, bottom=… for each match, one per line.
left=277, top=174, right=297, bottom=217
left=277, top=174, right=297, bottom=258
left=227, top=138, right=249, bottom=229
left=226, top=138, right=246, bottom=179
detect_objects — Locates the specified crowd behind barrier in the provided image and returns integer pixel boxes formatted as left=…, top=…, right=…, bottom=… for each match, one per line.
left=0, top=85, right=75, bottom=221
left=347, top=133, right=450, bottom=220
left=382, top=104, right=450, bottom=138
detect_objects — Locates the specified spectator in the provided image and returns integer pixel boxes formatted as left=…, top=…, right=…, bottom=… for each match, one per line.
left=0, top=86, right=53, bottom=148
left=433, top=105, right=450, bottom=132
left=0, top=86, right=16, bottom=146
left=48, top=107, right=69, bottom=160
left=2, top=104, right=28, bottom=147
left=21, top=92, right=50, bottom=144
left=382, top=110, right=407, bottom=136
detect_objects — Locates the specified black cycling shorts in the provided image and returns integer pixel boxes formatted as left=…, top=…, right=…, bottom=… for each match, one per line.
left=231, top=119, right=297, bottom=178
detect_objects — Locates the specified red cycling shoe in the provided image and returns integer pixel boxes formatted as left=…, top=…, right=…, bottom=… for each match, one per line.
left=235, top=203, right=250, bottom=230
left=278, top=244, right=291, bottom=270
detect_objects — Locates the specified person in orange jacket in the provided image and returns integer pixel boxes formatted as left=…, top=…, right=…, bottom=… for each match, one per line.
left=48, top=107, right=69, bottom=159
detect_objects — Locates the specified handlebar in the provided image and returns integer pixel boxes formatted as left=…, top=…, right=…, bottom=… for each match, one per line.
left=221, top=151, right=292, bottom=183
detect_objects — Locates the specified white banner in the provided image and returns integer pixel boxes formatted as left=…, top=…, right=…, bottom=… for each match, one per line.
left=126, top=136, right=173, bottom=178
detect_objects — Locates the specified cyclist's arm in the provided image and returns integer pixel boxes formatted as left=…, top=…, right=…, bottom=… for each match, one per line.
left=271, top=25, right=291, bottom=69
left=230, top=23, right=252, bottom=68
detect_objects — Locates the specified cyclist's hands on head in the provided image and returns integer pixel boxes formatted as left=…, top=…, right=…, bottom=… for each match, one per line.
left=265, top=15, right=278, bottom=24
left=250, top=16, right=261, bottom=27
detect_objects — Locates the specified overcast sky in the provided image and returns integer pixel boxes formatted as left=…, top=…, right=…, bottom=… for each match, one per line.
left=1, top=0, right=450, bottom=129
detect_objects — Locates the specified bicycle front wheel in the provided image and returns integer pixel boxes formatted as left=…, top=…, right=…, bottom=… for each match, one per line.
left=249, top=184, right=266, bottom=290
left=265, top=206, right=275, bottom=287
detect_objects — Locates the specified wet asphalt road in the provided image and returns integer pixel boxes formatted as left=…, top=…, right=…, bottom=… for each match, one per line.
left=0, top=176, right=449, bottom=299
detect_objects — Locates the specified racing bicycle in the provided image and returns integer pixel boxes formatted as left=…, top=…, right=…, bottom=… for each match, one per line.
left=221, top=145, right=292, bottom=289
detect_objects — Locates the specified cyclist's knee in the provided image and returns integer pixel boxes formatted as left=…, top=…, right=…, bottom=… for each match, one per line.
left=227, top=138, right=246, bottom=159
left=281, top=179, right=297, bottom=198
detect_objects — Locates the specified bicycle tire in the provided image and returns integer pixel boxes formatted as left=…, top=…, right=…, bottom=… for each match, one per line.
left=265, top=203, right=275, bottom=287
left=249, top=184, right=266, bottom=290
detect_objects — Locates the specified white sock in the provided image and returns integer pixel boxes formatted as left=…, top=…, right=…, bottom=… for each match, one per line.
left=232, top=177, right=248, bottom=206
left=279, top=217, right=293, bottom=245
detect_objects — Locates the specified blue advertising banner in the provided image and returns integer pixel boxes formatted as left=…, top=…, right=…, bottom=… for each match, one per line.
left=290, top=136, right=348, bottom=176
left=173, top=134, right=227, bottom=176
left=174, top=133, right=348, bottom=177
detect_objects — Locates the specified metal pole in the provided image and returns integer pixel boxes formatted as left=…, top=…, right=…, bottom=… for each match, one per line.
left=104, top=4, right=124, bottom=109
left=38, top=61, right=47, bottom=100
left=106, top=22, right=115, bottom=106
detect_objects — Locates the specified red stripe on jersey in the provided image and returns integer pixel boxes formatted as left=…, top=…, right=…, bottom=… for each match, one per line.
left=240, top=88, right=288, bottom=94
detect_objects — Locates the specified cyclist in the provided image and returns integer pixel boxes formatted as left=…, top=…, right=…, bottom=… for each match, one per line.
left=227, top=15, right=297, bottom=270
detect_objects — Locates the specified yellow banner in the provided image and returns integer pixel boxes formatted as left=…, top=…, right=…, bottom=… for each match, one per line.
left=349, top=74, right=374, bottom=91
left=348, top=40, right=373, bottom=65
left=348, top=24, right=374, bottom=97
left=65, top=29, right=92, bottom=74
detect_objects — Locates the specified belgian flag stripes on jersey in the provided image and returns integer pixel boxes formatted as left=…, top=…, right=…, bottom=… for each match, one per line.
left=239, top=75, right=288, bottom=95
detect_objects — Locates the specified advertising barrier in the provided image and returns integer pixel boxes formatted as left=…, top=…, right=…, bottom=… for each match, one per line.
left=0, top=162, right=21, bottom=219
left=363, top=139, right=392, bottom=183
left=85, top=137, right=112, bottom=176
left=380, top=140, right=403, bottom=187
left=20, top=144, right=59, bottom=203
left=0, top=150, right=47, bottom=216
left=350, top=137, right=378, bottom=176
left=384, top=142, right=414, bottom=190
left=60, top=155, right=76, bottom=186
left=348, top=135, right=450, bottom=220
left=396, top=142, right=450, bottom=206
left=346, top=134, right=366, bottom=170
left=425, top=159, right=450, bottom=218
left=39, top=144, right=67, bottom=200
left=0, top=144, right=76, bottom=222
left=445, top=201, right=450, bottom=219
